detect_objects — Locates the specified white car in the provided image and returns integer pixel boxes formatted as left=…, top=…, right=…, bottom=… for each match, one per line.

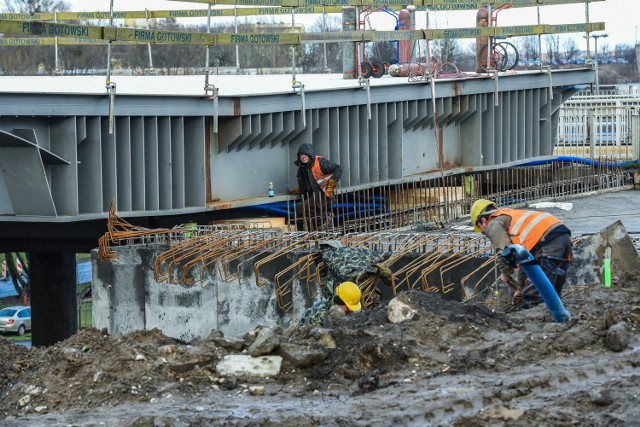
left=0, top=306, right=31, bottom=335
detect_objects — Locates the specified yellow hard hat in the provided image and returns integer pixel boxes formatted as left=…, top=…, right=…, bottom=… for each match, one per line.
left=470, top=199, right=496, bottom=232
left=335, top=282, right=362, bottom=312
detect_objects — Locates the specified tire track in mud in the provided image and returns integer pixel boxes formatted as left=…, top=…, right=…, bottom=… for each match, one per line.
left=8, top=347, right=636, bottom=427
left=373, top=346, right=640, bottom=426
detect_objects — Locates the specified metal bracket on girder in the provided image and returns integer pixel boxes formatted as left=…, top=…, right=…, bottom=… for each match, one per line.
left=492, top=70, right=500, bottom=107
left=106, top=81, right=116, bottom=135
left=292, top=78, right=306, bottom=128
left=105, top=0, right=116, bottom=135
left=358, top=77, right=372, bottom=120
left=204, top=70, right=219, bottom=134
left=543, top=65, right=554, bottom=100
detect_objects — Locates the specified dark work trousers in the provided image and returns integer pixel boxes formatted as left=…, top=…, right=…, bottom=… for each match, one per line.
left=520, top=232, right=573, bottom=308
left=295, top=192, right=331, bottom=231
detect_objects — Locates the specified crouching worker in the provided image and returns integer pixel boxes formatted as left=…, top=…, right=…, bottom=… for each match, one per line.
left=470, top=199, right=572, bottom=309
left=298, top=281, right=362, bottom=327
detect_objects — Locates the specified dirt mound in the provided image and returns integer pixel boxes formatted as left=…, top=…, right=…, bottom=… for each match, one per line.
left=0, top=274, right=639, bottom=425
left=0, top=339, right=29, bottom=390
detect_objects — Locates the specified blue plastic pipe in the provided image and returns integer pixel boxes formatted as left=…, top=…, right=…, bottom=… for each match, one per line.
left=521, top=155, right=637, bottom=168
left=501, top=244, right=571, bottom=323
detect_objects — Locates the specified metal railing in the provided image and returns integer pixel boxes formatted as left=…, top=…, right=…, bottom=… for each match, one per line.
left=556, top=89, right=640, bottom=161
left=96, top=160, right=630, bottom=314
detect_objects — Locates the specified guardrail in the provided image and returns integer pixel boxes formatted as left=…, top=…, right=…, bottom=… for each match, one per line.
left=556, top=91, right=640, bottom=161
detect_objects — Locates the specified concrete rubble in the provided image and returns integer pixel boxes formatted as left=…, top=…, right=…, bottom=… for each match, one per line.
left=0, top=191, right=638, bottom=425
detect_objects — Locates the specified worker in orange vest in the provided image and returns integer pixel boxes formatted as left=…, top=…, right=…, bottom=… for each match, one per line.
left=471, top=199, right=573, bottom=308
left=291, top=143, right=343, bottom=231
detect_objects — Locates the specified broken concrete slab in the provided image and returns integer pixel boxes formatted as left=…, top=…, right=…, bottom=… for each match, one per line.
left=278, top=343, right=329, bottom=368
left=248, top=327, right=281, bottom=357
left=387, top=298, right=417, bottom=323
left=568, top=220, right=640, bottom=287
left=215, top=355, right=283, bottom=377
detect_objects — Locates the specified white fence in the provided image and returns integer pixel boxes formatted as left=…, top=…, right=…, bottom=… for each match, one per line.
left=556, top=89, right=640, bottom=161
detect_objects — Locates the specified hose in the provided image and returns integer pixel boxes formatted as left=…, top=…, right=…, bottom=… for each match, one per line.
left=501, top=244, right=571, bottom=323
left=521, top=156, right=637, bottom=168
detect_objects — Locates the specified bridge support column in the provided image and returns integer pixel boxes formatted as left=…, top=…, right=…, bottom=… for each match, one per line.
left=30, top=252, right=77, bottom=347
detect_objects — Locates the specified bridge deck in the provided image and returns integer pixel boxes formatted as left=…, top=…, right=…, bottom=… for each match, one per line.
left=0, top=68, right=596, bottom=251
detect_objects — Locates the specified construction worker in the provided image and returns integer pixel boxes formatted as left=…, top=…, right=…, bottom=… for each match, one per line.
left=298, top=281, right=362, bottom=327
left=470, top=199, right=572, bottom=308
left=317, top=240, right=392, bottom=307
left=291, top=143, right=342, bottom=231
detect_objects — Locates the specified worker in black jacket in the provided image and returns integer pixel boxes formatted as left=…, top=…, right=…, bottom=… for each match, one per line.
left=292, top=143, right=342, bottom=231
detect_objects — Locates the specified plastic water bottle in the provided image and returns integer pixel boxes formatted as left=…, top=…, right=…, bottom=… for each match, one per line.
left=268, top=182, right=275, bottom=197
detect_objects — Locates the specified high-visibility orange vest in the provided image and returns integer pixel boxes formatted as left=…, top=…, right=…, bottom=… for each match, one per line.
left=490, top=208, right=560, bottom=251
left=311, top=156, right=333, bottom=194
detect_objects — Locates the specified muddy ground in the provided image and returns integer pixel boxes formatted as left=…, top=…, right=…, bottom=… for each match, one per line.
left=0, top=267, right=638, bottom=427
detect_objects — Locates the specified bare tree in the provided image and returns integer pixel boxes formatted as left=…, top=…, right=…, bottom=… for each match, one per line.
left=3, top=0, right=69, bottom=13
left=0, top=0, right=70, bottom=74
left=3, top=253, right=29, bottom=301
left=301, top=15, right=343, bottom=73
left=562, top=37, right=579, bottom=61
left=544, top=34, right=560, bottom=64
left=599, top=41, right=610, bottom=62
left=518, top=36, right=539, bottom=62
left=430, top=37, right=460, bottom=64
left=613, top=44, right=627, bottom=58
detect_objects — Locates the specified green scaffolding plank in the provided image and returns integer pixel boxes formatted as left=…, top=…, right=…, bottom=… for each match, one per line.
left=168, top=0, right=604, bottom=10
left=216, top=32, right=300, bottom=45
left=0, top=19, right=605, bottom=46
left=0, top=0, right=605, bottom=22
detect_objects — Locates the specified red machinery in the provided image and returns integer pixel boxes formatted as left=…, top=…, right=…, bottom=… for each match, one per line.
left=355, top=6, right=405, bottom=79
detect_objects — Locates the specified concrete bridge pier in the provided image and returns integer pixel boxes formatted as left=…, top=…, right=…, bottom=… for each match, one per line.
left=29, top=253, right=77, bottom=347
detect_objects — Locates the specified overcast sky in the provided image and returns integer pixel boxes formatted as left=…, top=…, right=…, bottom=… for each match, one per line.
left=64, top=0, right=638, bottom=49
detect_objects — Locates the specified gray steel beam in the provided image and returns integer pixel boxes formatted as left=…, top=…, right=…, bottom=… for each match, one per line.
left=328, top=108, right=340, bottom=164
left=378, top=103, right=389, bottom=181
left=256, top=114, right=274, bottom=150
left=235, top=115, right=261, bottom=152
left=144, top=117, right=160, bottom=212
left=184, top=117, right=206, bottom=208
left=359, top=105, right=369, bottom=184
left=516, top=90, right=525, bottom=161
left=131, top=117, right=145, bottom=211
left=388, top=102, right=403, bottom=180
left=217, top=116, right=242, bottom=153
left=78, top=117, right=102, bottom=214
left=115, top=117, right=132, bottom=213
left=50, top=118, right=78, bottom=216
left=348, top=105, right=360, bottom=187
left=171, top=117, right=186, bottom=210
left=368, top=104, right=380, bottom=182
left=459, top=95, right=482, bottom=166
left=338, top=107, right=350, bottom=186
left=0, top=69, right=597, bottom=225
left=525, top=89, right=534, bottom=159
left=158, top=117, right=173, bottom=211
left=268, top=112, right=284, bottom=149
left=101, top=117, right=117, bottom=212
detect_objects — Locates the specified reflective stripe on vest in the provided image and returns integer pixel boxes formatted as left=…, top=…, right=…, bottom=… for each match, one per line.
left=491, top=208, right=560, bottom=251
left=311, top=156, right=333, bottom=191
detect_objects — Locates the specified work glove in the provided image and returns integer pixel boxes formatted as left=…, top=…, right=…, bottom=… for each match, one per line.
left=512, top=288, right=523, bottom=306
left=499, top=273, right=522, bottom=292
left=374, top=263, right=393, bottom=287
left=324, top=305, right=347, bottom=327
left=325, top=179, right=337, bottom=198
left=288, top=188, right=301, bottom=196
left=499, top=272, right=525, bottom=306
